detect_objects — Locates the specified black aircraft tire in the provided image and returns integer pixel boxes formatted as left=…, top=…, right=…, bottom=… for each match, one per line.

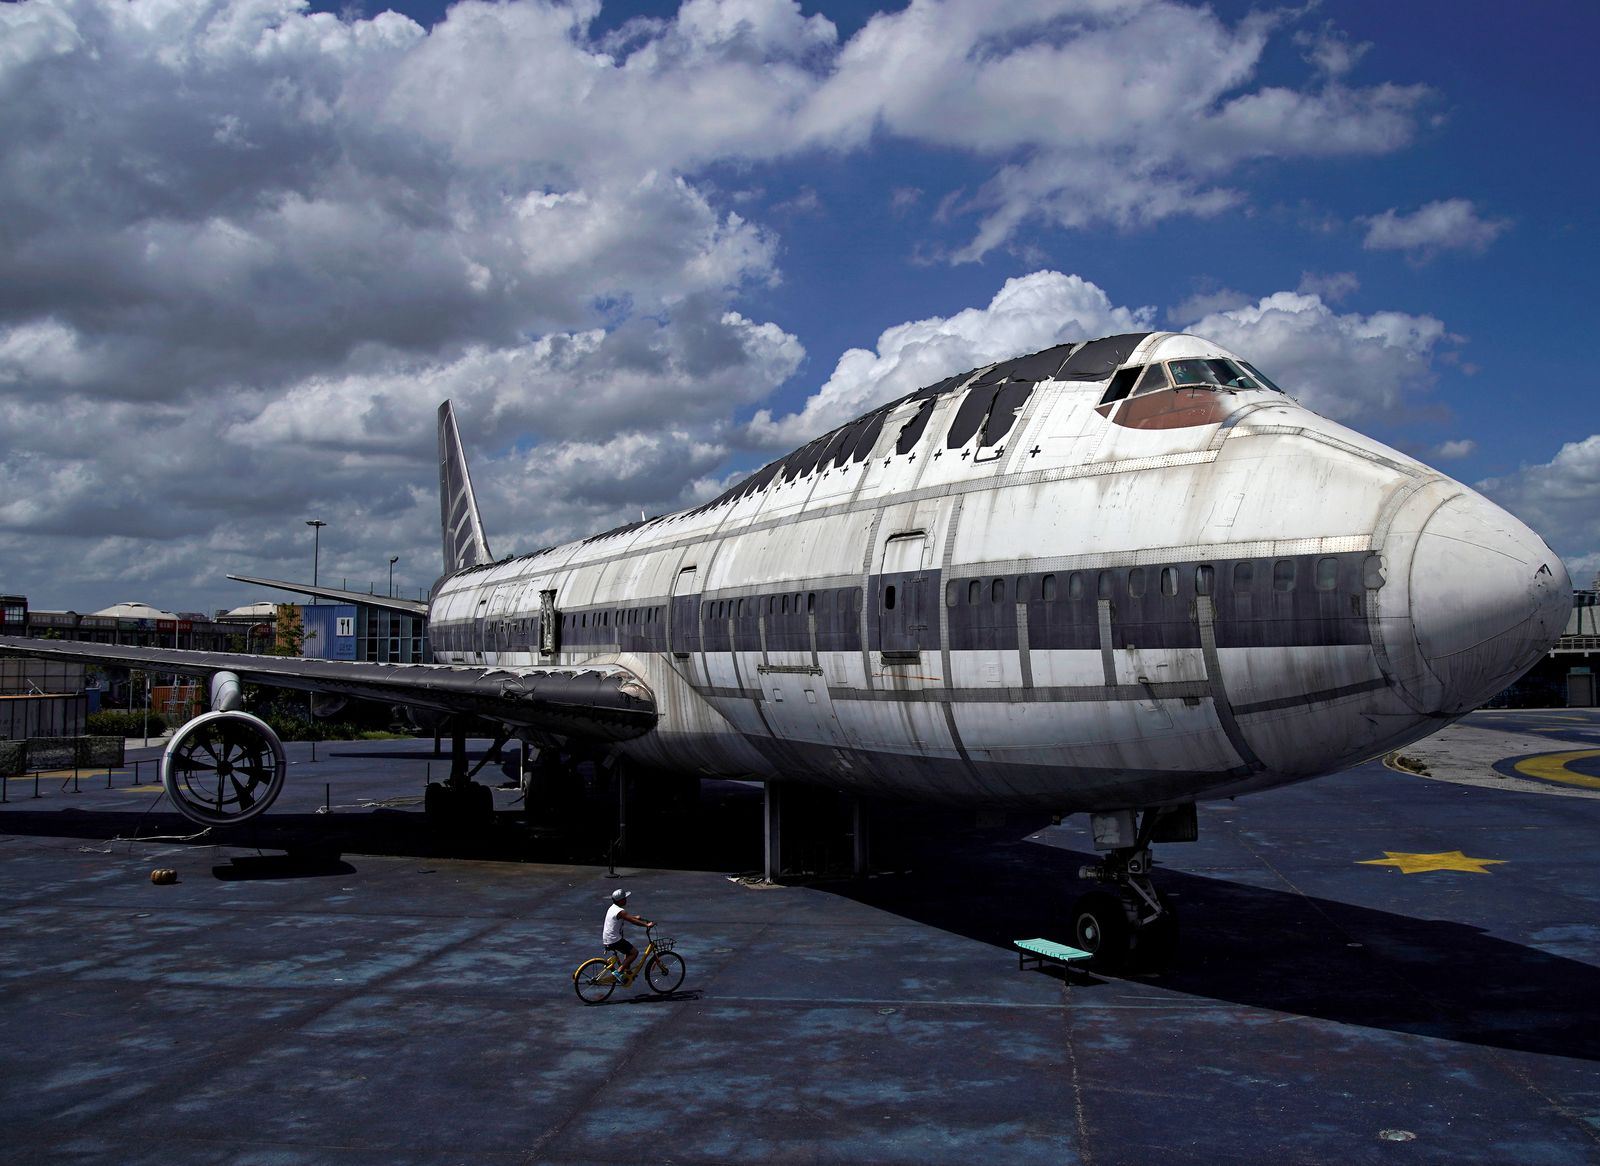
left=424, top=781, right=447, bottom=825
left=471, top=781, right=494, bottom=827
left=1072, top=891, right=1131, bottom=968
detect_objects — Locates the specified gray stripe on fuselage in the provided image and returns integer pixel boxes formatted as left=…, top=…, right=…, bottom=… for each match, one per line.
left=1231, top=676, right=1392, bottom=716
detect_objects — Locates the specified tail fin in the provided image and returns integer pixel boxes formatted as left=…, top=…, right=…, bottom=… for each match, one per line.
left=438, top=400, right=494, bottom=574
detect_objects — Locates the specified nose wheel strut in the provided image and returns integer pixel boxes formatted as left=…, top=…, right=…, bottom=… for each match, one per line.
left=1069, top=807, right=1187, bottom=968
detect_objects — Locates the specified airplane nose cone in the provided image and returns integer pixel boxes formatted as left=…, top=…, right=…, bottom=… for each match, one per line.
left=1407, top=492, right=1570, bottom=714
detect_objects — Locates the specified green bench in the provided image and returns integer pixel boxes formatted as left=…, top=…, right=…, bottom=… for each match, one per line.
left=1014, top=937, right=1093, bottom=976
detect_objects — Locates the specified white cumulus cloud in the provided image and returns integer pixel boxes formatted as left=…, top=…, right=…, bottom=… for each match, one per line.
left=1477, top=436, right=1600, bottom=583
left=744, top=271, right=1154, bottom=448
left=1361, top=198, right=1511, bottom=260
left=1180, top=291, right=1447, bottom=419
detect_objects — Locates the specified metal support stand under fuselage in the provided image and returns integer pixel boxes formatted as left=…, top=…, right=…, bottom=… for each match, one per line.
left=850, top=796, right=870, bottom=877
left=763, top=781, right=782, bottom=883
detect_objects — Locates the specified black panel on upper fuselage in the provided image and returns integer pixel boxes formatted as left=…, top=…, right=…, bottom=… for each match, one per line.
left=691, top=333, right=1152, bottom=515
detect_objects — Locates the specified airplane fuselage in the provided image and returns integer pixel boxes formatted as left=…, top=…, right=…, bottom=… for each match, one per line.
left=426, top=332, right=1569, bottom=813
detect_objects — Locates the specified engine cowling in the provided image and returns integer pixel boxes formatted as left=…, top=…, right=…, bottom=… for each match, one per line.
left=161, top=710, right=288, bottom=826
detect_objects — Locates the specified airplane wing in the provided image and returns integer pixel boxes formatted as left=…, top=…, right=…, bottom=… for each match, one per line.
left=225, top=573, right=430, bottom=617
left=0, top=636, right=655, bottom=743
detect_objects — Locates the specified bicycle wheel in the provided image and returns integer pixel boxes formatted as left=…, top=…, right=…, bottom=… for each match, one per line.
left=645, top=951, right=685, bottom=994
left=574, top=958, right=617, bottom=1004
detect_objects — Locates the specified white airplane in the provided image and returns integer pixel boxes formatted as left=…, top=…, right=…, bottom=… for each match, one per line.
left=0, top=330, right=1570, bottom=963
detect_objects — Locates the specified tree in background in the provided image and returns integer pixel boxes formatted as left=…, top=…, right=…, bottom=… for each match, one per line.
left=269, top=604, right=304, bottom=657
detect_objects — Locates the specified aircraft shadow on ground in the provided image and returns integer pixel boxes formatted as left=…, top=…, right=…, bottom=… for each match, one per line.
left=6, top=787, right=1597, bottom=1061
left=821, top=804, right=1600, bottom=1064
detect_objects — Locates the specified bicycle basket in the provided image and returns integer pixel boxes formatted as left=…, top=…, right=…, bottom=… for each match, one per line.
left=651, top=936, right=675, bottom=953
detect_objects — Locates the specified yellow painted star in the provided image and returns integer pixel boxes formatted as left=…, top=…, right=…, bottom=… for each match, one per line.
left=1358, top=850, right=1506, bottom=874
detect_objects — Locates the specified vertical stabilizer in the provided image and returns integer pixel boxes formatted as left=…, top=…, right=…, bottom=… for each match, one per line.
left=438, top=401, right=494, bottom=574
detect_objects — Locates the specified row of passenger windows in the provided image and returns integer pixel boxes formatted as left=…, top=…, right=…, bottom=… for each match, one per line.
left=562, top=606, right=664, bottom=629
left=947, top=558, right=1345, bottom=606
left=702, top=589, right=865, bottom=620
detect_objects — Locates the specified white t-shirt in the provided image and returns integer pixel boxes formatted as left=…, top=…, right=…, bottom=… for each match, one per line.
left=603, top=903, right=627, bottom=946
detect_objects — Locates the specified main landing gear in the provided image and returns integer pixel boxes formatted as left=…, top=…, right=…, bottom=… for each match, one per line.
left=424, top=726, right=506, bottom=833
left=1068, top=805, right=1195, bottom=969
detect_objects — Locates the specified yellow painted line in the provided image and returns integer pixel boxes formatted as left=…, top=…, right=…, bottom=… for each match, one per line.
left=26, top=769, right=128, bottom=780
left=1512, top=750, right=1600, bottom=790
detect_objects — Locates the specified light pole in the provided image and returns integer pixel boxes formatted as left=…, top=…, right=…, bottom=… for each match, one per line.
left=389, top=556, right=399, bottom=598
left=305, top=519, right=326, bottom=590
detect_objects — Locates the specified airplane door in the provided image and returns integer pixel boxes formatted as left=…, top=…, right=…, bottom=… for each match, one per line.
left=877, top=532, right=929, bottom=657
left=670, top=566, right=699, bottom=657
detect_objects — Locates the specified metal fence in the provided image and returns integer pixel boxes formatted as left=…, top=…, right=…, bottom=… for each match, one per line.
left=0, top=736, right=124, bottom=777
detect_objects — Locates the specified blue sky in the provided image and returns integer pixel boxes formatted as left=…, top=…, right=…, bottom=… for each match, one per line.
left=1, top=0, right=1596, bottom=614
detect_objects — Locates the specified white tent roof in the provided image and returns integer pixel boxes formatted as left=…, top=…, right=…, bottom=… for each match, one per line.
left=91, top=601, right=179, bottom=620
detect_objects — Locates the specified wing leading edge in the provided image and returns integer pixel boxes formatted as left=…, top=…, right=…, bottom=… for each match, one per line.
left=0, top=636, right=656, bottom=743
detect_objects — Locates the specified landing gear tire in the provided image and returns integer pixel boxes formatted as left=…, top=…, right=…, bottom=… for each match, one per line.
left=1072, top=891, right=1131, bottom=968
left=425, top=781, right=495, bottom=832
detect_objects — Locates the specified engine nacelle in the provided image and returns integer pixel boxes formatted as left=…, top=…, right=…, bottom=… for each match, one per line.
left=309, top=693, right=347, bottom=719
left=162, top=710, right=288, bottom=826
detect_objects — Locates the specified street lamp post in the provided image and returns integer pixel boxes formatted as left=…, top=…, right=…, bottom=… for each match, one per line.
left=389, top=556, right=399, bottom=598
left=305, top=519, right=326, bottom=590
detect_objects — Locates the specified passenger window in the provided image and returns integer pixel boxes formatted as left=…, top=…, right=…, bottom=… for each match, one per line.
left=946, top=581, right=960, bottom=608
left=1069, top=572, right=1084, bottom=600
left=1015, top=576, right=1030, bottom=603
left=885, top=585, right=897, bottom=611
left=1128, top=568, right=1146, bottom=598
left=968, top=579, right=981, bottom=605
left=1196, top=564, right=1214, bottom=596
left=1161, top=567, right=1178, bottom=597
left=1316, top=558, right=1339, bottom=592
left=807, top=592, right=816, bottom=613
left=1233, top=562, right=1253, bottom=591
left=1042, top=574, right=1057, bottom=601
left=992, top=578, right=1007, bottom=604
left=781, top=595, right=789, bottom=614
left=1273, top=560, right=1296, bottom=592
left=1098, top=571, right=1114, bottom=600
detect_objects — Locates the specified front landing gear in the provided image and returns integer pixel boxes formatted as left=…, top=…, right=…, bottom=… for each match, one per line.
left=1068, top=806, right=1194, bottom=969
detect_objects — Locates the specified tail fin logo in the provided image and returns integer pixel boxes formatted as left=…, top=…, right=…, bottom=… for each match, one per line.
left=438, top=400, right=494, bottom=574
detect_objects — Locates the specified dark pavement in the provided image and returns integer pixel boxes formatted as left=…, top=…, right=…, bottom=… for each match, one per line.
left=2, top=712, right=1599, bottom=1164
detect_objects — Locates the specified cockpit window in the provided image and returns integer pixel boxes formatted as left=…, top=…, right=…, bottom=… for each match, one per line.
left=1132, top=363, right=1170, bottom=396
left=1166, top=357, right=1282, bottom=391
left=1238, top=361, right=1284, bottom=393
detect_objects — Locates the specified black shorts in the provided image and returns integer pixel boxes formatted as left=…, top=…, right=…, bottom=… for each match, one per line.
left=605, top=939, right=635, bottom=959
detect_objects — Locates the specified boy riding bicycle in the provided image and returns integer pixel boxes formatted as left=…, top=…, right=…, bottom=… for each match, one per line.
left=602, top=889, right=653, bottom=982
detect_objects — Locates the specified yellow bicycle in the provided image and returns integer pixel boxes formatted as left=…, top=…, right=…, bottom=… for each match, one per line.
left=573, top=925, right=686, bottom=1003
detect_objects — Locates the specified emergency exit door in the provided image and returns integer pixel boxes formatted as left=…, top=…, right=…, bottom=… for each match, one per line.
left=878, top=532, right=928, bottom=656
